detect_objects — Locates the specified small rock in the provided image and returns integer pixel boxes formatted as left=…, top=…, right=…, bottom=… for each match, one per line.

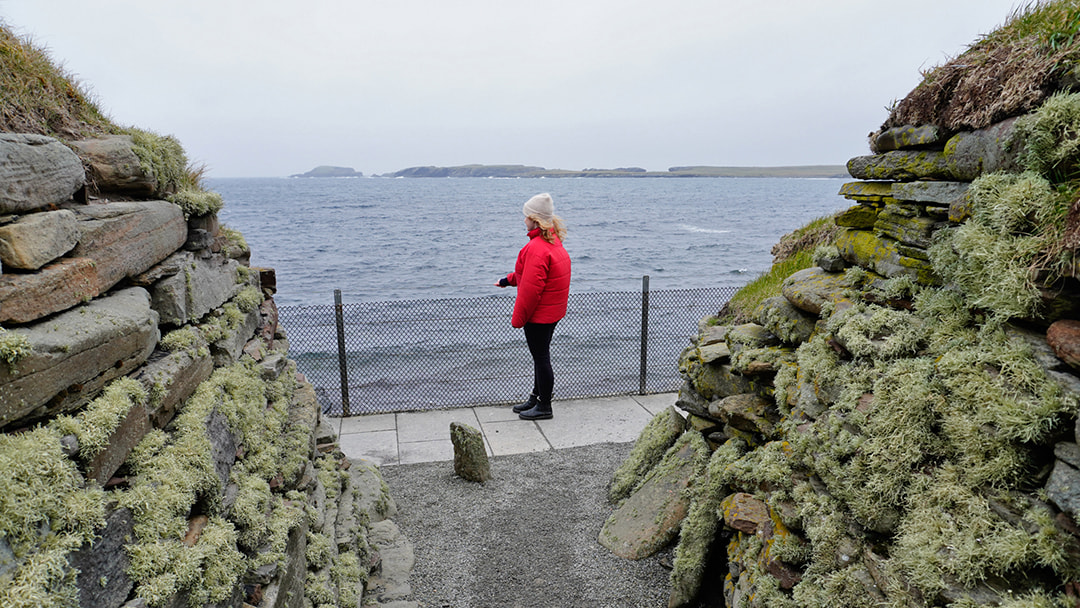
left=450, top=422, right=491, bottom=482
left=1047, top=320, right=1080, bottom=371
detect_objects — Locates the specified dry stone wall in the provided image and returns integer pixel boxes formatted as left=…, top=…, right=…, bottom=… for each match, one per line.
left=0, top=133, right=413, bottom=608
left=606, top=111, right=1080, bottom=606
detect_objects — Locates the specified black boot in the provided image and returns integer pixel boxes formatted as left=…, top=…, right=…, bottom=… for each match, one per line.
left=518, top=398, right=553, bottom=420
left=513, top=393, right=538, bottom=414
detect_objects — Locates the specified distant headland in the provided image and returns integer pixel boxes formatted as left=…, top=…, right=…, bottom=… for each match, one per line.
left=290, top=165, right=364, bottom=178
left=370, top=164, right=849, bottom=178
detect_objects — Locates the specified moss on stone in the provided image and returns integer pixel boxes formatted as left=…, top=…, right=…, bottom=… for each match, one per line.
left=167, top=187, right=224, bottom=219
left=0, top=325, right=31, bottom=370
left=609, top=406, right=686, bottom=503
left=0, top=426, right=107, bottom=608
left=234, top=285, right=263, bottom=314
left=122, top=127, right=190, bottom=197
left=50, top=376, right=147, bottom=460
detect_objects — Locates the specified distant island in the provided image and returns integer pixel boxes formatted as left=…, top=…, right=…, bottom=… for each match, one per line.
left=377, top=164, right=849, bottom=178
left=290, top=165, right=364, bottom=178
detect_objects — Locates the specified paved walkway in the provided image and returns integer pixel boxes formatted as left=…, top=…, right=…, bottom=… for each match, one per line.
left=329, top=392, right=677, bottom=466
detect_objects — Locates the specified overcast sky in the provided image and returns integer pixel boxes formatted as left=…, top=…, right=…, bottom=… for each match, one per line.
left=2, top=1, right=1023, bottom=177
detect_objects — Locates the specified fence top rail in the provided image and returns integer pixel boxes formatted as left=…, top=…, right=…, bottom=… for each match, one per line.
left=278, top=284, right=739, bottom=312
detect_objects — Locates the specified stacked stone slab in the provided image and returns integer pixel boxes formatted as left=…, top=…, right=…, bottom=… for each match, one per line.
left=0, top=133, right=411, bottom=608
left=605, top=116, right=1080, bottom=607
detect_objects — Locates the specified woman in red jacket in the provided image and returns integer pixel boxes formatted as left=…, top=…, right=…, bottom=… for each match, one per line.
left=495, top=193, right=572, bottom=420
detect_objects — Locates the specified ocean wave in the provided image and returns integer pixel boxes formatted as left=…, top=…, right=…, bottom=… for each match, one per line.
left=679, top=224, right=731, bottom=234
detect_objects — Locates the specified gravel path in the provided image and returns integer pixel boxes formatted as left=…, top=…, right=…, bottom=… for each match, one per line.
left=380, top=441, right=673, bottom=608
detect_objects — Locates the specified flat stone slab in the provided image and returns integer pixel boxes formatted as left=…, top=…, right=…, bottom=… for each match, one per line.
left=0, top=287, right=159, bottom=429
left=0, top=201, right=186, bottom=323
left=69, top=135, right=156, bottom=197
left=135, top=345, right=213, bottom=429
left=0, top=133, right=85, bottom=213
left=141, top=250, right=242, bottom=326
left=0, top=209, right=80, bottom=270
left=781, top=267, right=853, bottom=315
left=598, top=434, right=705, bottom=559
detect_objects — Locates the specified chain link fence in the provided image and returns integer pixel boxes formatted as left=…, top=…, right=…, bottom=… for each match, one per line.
left=279, top=279, right=737, bottom=416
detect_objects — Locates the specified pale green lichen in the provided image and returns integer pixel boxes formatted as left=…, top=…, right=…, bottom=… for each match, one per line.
left=119, top=359, right=300, bottom=606
left=234, top=285, right=263, bottom=314
left=0, top=426, right=107, bottom=608
left=167, top=187, right=224, bottom=218
left=1013, top=90, right=1080, bottom=181
left=609, top=407, right=686, bottom=503
left=50, top=376, right=147, bottom=461
left=0, top=325, right=31, bottom=370
left=123, top=127, right=189, bottom=197
left=160, top=326, right=201, bottom=353
left=221, top=225, right=249, bottom=259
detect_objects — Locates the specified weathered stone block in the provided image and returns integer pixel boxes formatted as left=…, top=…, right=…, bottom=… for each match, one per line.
left=0, top=287, right=159, bottom=429
left=207, top=409, right=237, bottom=491
left=847, top=151, right=953, bottom=182
left=708, top=394, right=776, bottom=435
left=144, top=251, right=241, bottom=326
left=838, top=181, right=894, bottom=203
left=258, top=518, right=309, bottom=608
left=890, top=181, right=969, bottom=206
left=0, top=133, right=85, bottom=213
left=754, top=296, right=816, bottom=345
left=942, top=117, right=1020, bottom=181
left=599, top=436, right=706, bottom=560
left=835, top=204, right=880, bottom=229
left=366, top=520, right=415, bottom=602
left=781, top=267, right=853, bottom=316
left=209, top=304, right=262, bottom=367
left=1047, top=319, right=1080, bottom=371
left=0, top=201, right=186, bottom=323
left=451, top=421, right=491, bottom=482
left=0, top=209, right=80, bottom=270
left=350, top=459, right=398, bottom=523
left=871, top=125, right=942, bottom=153
left=835, top=228, right=938, bottom=285
left=71, top=201, right=187, bottom=288
left=698, top=341, right=730, bottom=364
left=134, top=346, right=213, bottom=429
left=69, top=136, right=156, bottom=196
left=874, top=207, right=941, bottom=249
left=721, top=493, right=771, bottom=534
left=85, top=404, right=150, bottom=486
left=680, top=358, right=760, bottom=403
left=69, top=507, right=136, bottom=608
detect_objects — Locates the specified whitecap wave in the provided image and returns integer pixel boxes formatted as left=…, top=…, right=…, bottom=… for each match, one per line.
left=679, top=224, right=731, bottom=234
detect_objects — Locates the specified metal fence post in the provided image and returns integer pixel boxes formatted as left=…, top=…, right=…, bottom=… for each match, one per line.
left=334, top=289, right=351, bottom=416
left=639, top=275, right=649, bottom=395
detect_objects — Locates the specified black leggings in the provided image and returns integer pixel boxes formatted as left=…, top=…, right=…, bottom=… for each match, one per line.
left=524, top=321, right=558, bottom=403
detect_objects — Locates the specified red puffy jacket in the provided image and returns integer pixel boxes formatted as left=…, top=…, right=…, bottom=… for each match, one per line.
left=504, top=228, right=571, bottom=328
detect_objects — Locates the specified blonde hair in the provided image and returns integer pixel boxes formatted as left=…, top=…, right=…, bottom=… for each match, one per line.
left=528, top=214, right=566, bottom=243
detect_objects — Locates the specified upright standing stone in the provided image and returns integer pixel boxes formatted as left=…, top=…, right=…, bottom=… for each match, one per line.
left=0, top=133, right=85, bottom=213
left=450, top=422, right=491, bottom=482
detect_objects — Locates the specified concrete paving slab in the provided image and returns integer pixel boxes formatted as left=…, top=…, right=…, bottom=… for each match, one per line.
left=632, top=392, right=678, bottom=416
left=538, top=396, right=655, bottom=450
left=334, top=413, right=396, bottom=435
left=396, top=408, right=480, bottom=444
left=482, top=420, right=551, bottom=456
left=474, top=404, right=520, bottom=423
left=339, top=430, right=398, bottom=466
left=399, top=439, right=456, bottom=465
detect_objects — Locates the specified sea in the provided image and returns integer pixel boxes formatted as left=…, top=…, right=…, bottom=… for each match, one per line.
left=207, top=176, right=851, bottom=413
left=209, top=176, right=850, bottom=307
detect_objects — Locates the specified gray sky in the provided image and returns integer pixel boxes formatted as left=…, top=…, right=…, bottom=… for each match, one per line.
left=3, top=1, right=1022, bottom=177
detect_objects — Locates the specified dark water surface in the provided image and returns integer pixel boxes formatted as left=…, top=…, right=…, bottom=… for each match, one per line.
left=210, top=177, right=849, bottom=307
